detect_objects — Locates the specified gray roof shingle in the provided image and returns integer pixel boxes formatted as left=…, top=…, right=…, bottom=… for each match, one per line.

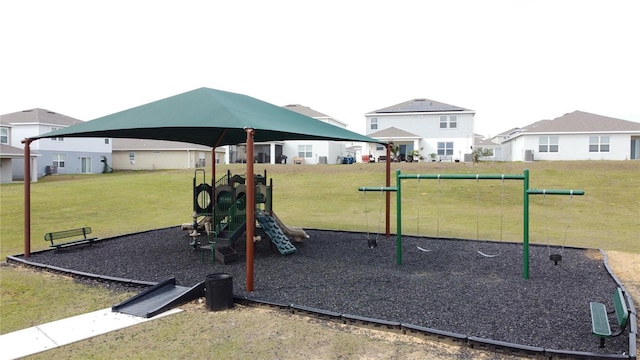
left=369, top=98, right=471, bottom=114
left=283, top=104, right=330, bottom=118
left=0, top=108, right=83, bottom=126
left=368, top=127, right=421, bottom=138
left=0, top=143, right=25, bottom=157
left=523, top=111, right=640, bottom=133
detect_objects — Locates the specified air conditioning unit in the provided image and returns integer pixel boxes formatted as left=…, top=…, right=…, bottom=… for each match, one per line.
left=525, top=150, right=534, bottom=162
left=45, top=166, right=58, bottom=175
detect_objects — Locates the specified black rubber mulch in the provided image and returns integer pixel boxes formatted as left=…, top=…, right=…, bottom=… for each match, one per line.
left=25, top=227, right=629, bottom=355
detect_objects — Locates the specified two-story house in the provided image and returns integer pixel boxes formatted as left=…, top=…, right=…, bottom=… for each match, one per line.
left=364, top=98, right=475, bottom=162
left=497, top=111, right=640, bottom=161
left=0, top=108, right=112, bottom=181
left=281, top=104, right=353, bottom=164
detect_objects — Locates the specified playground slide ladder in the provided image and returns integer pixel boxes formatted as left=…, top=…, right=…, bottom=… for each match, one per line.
left=215, top=195, right=246, bottom=248
left=256, top=212, right=296, bottom=255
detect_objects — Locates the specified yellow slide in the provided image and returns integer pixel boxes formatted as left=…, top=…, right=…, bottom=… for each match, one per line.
left=271, top=212, right=309, bottom=243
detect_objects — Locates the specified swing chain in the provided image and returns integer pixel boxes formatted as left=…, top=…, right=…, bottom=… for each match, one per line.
left=561, top=191, right=574, bottom=254
left=363, top=189, right=383, bottom=249
left=475, top=174, right=502, bottom=258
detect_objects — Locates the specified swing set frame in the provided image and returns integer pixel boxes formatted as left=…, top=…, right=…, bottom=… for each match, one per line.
left=358, top=168, right=584, bottom=280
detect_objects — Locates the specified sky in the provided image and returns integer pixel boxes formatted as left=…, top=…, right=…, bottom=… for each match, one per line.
left=1, top=0, right=638, bottom=138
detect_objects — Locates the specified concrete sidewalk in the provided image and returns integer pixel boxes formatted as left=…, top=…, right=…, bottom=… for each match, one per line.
left=0, top=308, right=182, bottom=360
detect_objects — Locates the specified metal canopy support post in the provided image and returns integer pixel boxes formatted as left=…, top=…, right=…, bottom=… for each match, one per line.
left=211, top=147, right=215, bottom=199
left=245, top=128, right=256, bottom=292
left=22, top=138, right=32, bottom=258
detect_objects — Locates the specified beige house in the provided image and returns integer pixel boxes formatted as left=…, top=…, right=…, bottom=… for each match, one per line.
left=112, top=139, right=225, bottom=170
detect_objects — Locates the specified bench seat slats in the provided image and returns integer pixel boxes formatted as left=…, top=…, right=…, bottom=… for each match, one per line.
left=590, top=302, right=611, bottom=337
left=44, top=227, right=95, bottom=249
left=45, top=227, right=92, bottom=242
left=590, top=287, right=631, bottom=348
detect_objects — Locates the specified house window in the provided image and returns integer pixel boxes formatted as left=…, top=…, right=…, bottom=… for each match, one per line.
left=376, top=144, right=384, bottom=151
left=53, top=154, right=65, bottom=168
left=105, top=138, right=110, bottom=145
left=539, top=136, right=559, bottom=153
left=450, top=115, right=457, bottom=128
left=50, top=127, right=64, bottom=141
left=439, top=115, right=457, bottom=129
left=298, top=145, right=312, bottom=158
left=437, top=142, right=454, bottom=156
left=129, top=152, right=135, bottom=164
left=589, top=136, right=610, bottom=152
left=0, top=127, right=8, bottom=144
left=370, top=118, right=378, bottom=130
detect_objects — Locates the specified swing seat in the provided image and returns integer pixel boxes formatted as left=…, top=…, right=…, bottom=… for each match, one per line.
left=549, top=254, right=562, bottom=265
left=477, top=250, right=500, bottom=258
left=368, top=238, right=378, bottom=249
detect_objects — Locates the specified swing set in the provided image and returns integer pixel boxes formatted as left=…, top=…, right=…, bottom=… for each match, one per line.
left=359, top=168, right=584, bottom=280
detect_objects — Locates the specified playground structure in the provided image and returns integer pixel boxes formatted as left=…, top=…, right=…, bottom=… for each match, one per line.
left=359, top=169, right=584, bottom=279
left=182, top=169, right=308, bottom=261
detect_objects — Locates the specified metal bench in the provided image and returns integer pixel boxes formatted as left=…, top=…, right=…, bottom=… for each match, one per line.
left=590, top=287, right=630, bottom=348
left=44, top=227, right=97, bottom=250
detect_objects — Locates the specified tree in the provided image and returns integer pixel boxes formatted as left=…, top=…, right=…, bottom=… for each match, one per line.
left=471, top=147, right=493, bottom=162
left=390, top=145, right=400, bottom=162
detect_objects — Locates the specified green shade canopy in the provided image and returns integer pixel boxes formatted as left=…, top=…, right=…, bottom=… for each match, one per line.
left=31, top=87, right=384, bottom=146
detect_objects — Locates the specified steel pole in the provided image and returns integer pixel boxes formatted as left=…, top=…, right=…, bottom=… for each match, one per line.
left=245, top=129, right=255, bottom=292
left=523, top=169, right=530, bottom=280
left=22, top=139, right=32, bottom=258
left=385, top=144, right=391, bottom=237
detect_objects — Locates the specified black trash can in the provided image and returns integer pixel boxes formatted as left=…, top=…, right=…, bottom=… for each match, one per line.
left=205, top=273, right=234, bottom=311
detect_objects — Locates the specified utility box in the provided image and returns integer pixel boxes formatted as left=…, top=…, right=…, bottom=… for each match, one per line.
left=525, top=150, right=534, bottom=162
left=45, top=166, right=57, bottom=175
